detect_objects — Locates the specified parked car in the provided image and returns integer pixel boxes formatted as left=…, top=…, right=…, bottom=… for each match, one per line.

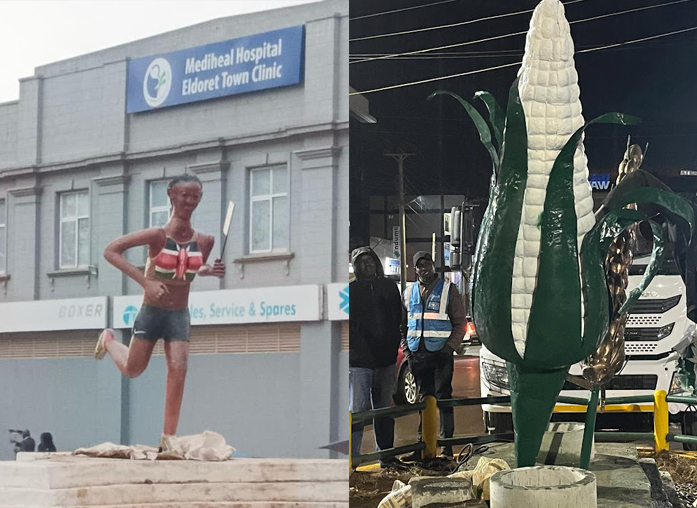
left=393, top=347, right=417, bottom=405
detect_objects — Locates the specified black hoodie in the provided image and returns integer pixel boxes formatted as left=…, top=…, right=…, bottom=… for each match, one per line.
left=349, top=247, right=403, bottom=368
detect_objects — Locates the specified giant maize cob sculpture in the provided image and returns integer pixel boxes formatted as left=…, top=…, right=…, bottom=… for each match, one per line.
left=429, top=0, right=694, bottom=467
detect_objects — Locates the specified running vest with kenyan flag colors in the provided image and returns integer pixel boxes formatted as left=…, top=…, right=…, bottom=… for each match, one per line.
left=404, top=279, right=453, bottom=352
left=151, top=236, right=203, bottom=281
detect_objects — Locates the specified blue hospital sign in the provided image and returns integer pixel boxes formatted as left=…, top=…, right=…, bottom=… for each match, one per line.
left=127, top=26, right=304, bottom=113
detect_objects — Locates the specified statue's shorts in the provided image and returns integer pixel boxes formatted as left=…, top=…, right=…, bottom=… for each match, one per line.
left=131, top=304, right=191, bottom=342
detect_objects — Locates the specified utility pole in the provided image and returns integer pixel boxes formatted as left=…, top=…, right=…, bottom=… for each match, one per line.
left=385, top=153, right=413, bottom=293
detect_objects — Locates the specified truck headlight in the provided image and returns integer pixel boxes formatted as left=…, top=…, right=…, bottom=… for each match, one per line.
left=657, top=323, right=675, bottom=340
left=669, top=371, right=688, bottom=395
left=482, top=361, right=509, bottom=390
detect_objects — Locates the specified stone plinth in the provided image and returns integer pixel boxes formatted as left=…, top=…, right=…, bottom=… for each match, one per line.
left=0, top=453, right=348, bottom=507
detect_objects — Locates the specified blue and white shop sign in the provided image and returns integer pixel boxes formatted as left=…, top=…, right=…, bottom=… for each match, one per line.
left=0, top=297, right=108, bottom=333
left=589, top=173, right=611, bottom=191
left=326, top=283, right=349, bottom=321
left=127, top=26, right=304, bottom=113
left=112, top=285, right=321, bottom=328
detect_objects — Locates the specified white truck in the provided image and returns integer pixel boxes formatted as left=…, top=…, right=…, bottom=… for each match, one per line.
left=480, top=252, right=697, bottom=449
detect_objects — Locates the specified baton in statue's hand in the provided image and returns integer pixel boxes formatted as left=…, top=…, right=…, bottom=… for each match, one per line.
left=220, top=201, right=235, bottom=260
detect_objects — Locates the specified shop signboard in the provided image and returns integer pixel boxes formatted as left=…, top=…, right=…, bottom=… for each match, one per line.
left=384, top=257, right=400, bottom=276
left=326, top=283, right=349, bottom=321
left=112, top=285, right=321, bottom=328
left=589, top=173, right=611, bottom=191
left=127, top=26, right=304, bottom=113
left=0, top=297, right=108, bottom=333
left=392, top=226, right=401, bottom=259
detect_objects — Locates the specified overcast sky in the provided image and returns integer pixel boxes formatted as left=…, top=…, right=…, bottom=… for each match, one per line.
left=0, top=0, right=320, bottom=103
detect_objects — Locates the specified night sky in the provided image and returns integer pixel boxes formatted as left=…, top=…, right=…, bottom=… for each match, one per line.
left=350, top=0, right=697, bottom=243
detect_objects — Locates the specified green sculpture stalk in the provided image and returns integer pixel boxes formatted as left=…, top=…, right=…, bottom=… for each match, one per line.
left=507, top=364, right=568, bottom=466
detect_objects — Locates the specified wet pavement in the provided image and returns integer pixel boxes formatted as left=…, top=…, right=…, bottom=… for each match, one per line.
left=359, top=355, right=486, bottom=455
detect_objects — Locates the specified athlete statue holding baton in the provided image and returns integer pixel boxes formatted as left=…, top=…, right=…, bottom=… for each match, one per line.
left=95, top=174, right=225, bottom=450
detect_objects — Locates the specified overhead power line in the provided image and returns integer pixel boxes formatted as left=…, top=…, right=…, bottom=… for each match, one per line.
left=349, top=24, right=697, bottom=96
left=573, top=0, right=692, bottom=25
left=349, top=0, right=462, bottom=22
left=350, top=38, right=695, bottom=61
left=350, top=0, right=587, bottom=43
left=577, top=24, right=697, bottom=53
left=350, top=31, right=527, bottom=65
left=350, top=0, right=695, bottom=65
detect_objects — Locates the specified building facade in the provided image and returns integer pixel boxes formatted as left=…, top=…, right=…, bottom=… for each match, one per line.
left=0, top=0, right=348, bottom=460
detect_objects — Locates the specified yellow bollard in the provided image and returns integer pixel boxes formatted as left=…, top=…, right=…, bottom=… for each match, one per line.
left=653, top=390, right=669, bottom=452
left=422, top=395, right=438, bottom=459
left=349, top=412, right=353, bottom=472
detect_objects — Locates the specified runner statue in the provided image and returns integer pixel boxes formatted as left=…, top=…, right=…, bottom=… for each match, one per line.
left=95, top=174, right=225, bottom=450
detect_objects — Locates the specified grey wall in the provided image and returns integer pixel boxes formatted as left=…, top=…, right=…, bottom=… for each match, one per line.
left=0, top=356, right=122, bottom=461
left=0, top=102, right=17, bottom=165
left=128, top=353, right=302, bottom=457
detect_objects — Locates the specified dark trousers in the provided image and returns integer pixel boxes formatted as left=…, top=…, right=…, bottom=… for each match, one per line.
left=349, top=365, right=396, bottom=457
left=411, top=348, right=455, bottom=451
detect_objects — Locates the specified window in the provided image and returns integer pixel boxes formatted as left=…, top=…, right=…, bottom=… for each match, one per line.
left=59, top=191, right=90, bottom=268
left=0, top=199, right=5, bottom=273
left=149, top=180, right=169, bottom=227
left=250, top=166, right=288, bottom=252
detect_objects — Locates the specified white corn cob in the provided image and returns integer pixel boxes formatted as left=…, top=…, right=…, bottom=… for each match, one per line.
left=511, top=0, right=595, bottom=357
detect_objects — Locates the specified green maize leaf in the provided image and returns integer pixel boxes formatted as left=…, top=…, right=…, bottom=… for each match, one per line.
left=600, top=168, right=671, bottom=211
left=474, top=90, right=505, bottom=151
left=525, top=113, right=640, bottom=368
left=472, top=78, right=528, bottom=364
left=608, top=186, right=695, bottom=241
left=619, top=218, right=665, bottom=315
left=469, top=172, right=496, bottom=306
left=596, top=169, right=695, bottom=249
left=428, top=90, right=499, bottom=175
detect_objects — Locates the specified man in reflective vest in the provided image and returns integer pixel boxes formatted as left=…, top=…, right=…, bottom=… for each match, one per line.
left=402, top=251, right=466, bottom=459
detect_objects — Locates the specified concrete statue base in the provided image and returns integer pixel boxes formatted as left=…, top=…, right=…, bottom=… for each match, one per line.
left=0, top=453, right=348, bottom=507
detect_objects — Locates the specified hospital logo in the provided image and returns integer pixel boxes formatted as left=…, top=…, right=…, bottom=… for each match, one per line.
left=143, top=57, right=172, bottom=108
left=123, top=305, right=139, bottom=326
left=340, top=285, right=349, bottom=315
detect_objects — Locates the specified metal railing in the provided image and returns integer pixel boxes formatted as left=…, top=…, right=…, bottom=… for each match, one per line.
left=350, top=395, right=512, bottom=469
left=349, top=390, right=697, bottom=471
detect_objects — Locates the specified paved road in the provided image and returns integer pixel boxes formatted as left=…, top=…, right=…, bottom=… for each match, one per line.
left=359, top=355, right=486, bottom=455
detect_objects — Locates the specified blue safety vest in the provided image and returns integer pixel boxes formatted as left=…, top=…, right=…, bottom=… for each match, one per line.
left=404, top=279, right=452, bottom=352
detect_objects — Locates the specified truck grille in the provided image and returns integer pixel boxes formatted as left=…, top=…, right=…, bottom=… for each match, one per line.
left=563, top=375, right=658, bottom=391
left=627, top=315, right=660, bottom=326
left=624, top=342, right=657, bottom=354
left=630, top=295, right=681, bottom=314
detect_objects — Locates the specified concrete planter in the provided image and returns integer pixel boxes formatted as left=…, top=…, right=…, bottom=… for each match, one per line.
left=490, top=466, right=597, bottom=508
left=538, top=422, right=594, bottom=466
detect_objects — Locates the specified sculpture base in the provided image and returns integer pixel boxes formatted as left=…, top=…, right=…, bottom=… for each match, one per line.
left=538, top=422, right=595, bottom=466
left=0, top=453, right=348, bottom=507
left=490, top=466, right=597, bottom=508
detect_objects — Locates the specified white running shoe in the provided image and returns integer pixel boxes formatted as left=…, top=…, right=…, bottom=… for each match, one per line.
left=94, top=328, right=114, bottom=359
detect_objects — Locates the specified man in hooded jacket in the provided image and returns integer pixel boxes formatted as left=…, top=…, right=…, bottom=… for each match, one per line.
left=349, top=246, right=404, bottom=468
left=402, top=251, right=466, bottom=459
